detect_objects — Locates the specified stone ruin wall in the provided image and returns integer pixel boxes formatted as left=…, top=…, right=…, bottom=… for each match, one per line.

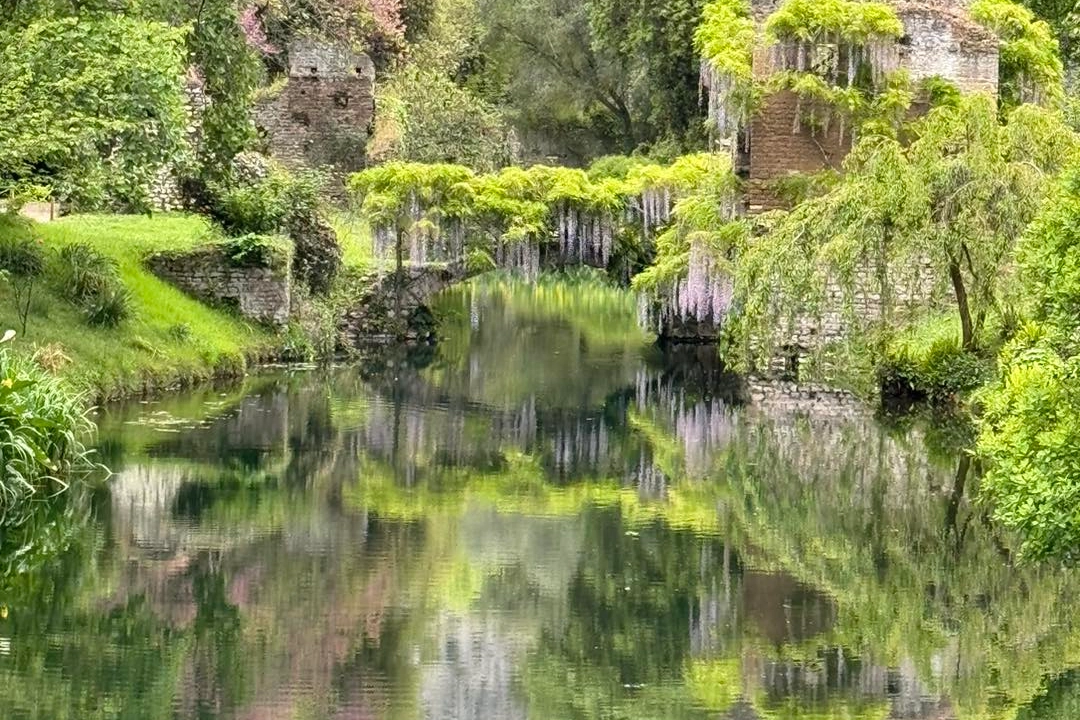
left=146, top=244, right=292, bottom=327
left=253, top=40, right=376, bottom=195
left=745, top=0, right=1000, bottom=212
left=150, top=72, right=210, bottom=212
left=148, top=40, right=375, bottom=211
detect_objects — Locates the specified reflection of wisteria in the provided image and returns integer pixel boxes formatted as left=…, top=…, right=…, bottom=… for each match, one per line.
left=421, top=613, right=526, bottom=720
left=635, top=368, right=738, bottom=479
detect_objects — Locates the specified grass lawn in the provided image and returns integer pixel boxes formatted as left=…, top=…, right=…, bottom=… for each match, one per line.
left=1, top=213, right=279, bottom=401
left=328, top=210, right=374, bottom=271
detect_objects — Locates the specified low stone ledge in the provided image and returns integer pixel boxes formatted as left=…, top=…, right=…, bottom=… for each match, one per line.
left=146, top=242, right=292, bottom=327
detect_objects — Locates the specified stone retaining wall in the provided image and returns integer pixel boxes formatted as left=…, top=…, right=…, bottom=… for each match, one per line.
left=146, top=244, right=291, bottom=327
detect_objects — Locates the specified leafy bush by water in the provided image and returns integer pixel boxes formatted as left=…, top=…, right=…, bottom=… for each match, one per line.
left=880, top=318, right=991, bottom=402
left=0, top=340, right=96, bottom=509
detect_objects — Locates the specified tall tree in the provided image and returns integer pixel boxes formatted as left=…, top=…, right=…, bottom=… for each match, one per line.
left=586, top=0, right=708, bottom=143
left=476, top=0, right=642, bottom=160
left=0, top=15, right=188, bottom=209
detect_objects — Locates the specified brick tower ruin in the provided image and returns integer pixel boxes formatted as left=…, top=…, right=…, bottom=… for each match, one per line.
left=254, top=39, right=376, bottom=191
left=741, top=0, right=1000, bottom=211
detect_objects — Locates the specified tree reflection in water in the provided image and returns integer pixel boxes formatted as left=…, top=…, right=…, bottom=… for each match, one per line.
left=0, top=276, right=1078, bottom=720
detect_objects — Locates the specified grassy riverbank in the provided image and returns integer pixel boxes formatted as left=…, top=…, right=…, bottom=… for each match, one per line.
left=1, top=214, right=280, bottom=401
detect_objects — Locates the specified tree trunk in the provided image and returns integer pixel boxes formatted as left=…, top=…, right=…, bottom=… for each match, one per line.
left=949, top=260, right=975, bottom=352
left=395, top=226, right=405, bottom=339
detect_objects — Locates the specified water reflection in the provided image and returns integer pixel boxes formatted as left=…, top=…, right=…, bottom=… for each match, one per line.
left=1, top=277, right=1079, bottom=720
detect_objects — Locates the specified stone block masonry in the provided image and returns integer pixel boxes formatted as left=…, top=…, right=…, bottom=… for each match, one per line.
left=254, top=40, right=376, bottom=193
left=146, top=244, right=292, bottom=327
left=743, top=0, right=1000, bottom=212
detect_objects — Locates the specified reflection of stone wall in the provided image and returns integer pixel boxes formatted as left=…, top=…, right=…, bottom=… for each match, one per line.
left=421, top=614, right=526, bottom=720
left=147, top=244, right=291, bottom=326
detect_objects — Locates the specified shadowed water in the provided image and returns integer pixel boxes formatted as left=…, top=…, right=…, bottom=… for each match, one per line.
left=2, top=276, right=1080, bottom=720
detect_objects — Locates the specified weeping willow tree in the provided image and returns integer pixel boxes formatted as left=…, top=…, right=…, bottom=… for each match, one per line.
left=730, top=94, right=1076, bottom=370
left=630, top=155, right=746, bottom=335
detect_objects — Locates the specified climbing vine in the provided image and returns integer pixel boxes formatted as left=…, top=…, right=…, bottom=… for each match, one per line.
left=763, top=0, right=905, bottom=138
left=349, top=154, right=740, bottom=281
left=971, top=0, right=1063, bottom=108
left=694, top=0, right=756, bottom=142
left=629, top=154, right=744, bottom=332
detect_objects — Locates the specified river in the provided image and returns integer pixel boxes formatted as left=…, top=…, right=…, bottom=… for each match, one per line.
left=1, top=276, right=1078, bottom=719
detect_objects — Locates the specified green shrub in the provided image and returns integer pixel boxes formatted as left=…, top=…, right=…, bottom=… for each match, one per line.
left=222, top=233, right=290, bottom=269
left=0, top=215, right=46, bottom=334
left=82, top=285, right=132, bottom=328
left=879, top=320, right=991, bottom=402
left=0, top=221, right=44, bottom=277
left=210, top=167, right=325, bottom=238
left=167, top=323, right=192, bottom=342
left=53, top=243, right=120, bottom=304
left=0, top=340, right=96, bottom=509
left=212, top=180, right=287, bottom=236
left=51, top=241, right=133, bottom=328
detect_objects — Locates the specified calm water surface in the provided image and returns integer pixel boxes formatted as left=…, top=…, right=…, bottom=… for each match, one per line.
left=3, top=277, right=1080, bottom=719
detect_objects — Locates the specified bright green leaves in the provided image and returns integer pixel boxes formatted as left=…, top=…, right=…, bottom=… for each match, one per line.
left=695, top=0, right=757, bottom=138
left=186, top=0, right=262, bottom=181
left=764, top=0, right=903, bottom=44
left=349, top=154, right=742, bottom=267
left=694, top=0, right=754, bottom=80
left=971, top=0, right=1064, bottom=108
left=0, top=16, right=187, bottom=210
left=978, top=324, right=1080, bottom=560
left=730, top=95, right=1075, bottom=366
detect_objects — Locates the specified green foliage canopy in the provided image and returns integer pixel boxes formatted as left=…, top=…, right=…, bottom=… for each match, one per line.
left=978, top=166, right=1080, bottom=561
left=764, top=0, right=903, bottom=44
left=0, top=16, right=188, bottom=209
left=971, top=0, right=1064, bottom=109
left=730, top=95, right=1076, bottom=366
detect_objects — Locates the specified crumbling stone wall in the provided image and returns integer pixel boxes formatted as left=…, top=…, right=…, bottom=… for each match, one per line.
left=150, top=72, right=209, bottom=211
left=340, top=263, right=474, bottom=344
left=896, top=3, right=1000, bottom=94
left=747, top=89, right=853, bottom=213
left=745, top=0, right=1000, bottom=211
left=147, top=244, right=292, bottom=326
left=253, top=40, right=375, bottom=192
